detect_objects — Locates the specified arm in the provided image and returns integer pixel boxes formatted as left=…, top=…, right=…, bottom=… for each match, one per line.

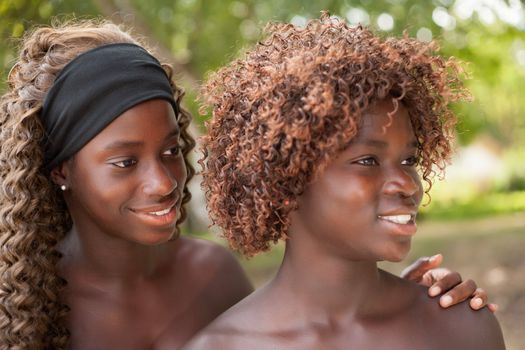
left=401, top=254, right=497, bottom=311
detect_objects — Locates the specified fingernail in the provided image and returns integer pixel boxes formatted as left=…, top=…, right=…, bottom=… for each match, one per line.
left=472, top=298, right=482, bottom=308
left=430, top=254, right=439, bottom=262
left=429, top=286, right=441, bottom=297
left=440, top=295, right=453, bottom=307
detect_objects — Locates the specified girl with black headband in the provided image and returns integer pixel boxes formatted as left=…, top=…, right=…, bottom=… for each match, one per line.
left=0, top=20, right=495, bottom=349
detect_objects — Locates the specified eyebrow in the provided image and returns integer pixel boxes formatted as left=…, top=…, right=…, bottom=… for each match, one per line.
left=351, top=139, right=419, bottom=149
left=103, top=129, right=180, bottom=151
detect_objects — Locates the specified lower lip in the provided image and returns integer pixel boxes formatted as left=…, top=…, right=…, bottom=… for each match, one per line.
left=378, top=218, right=417, bottom=236
left=130, top=206, right=178, bottom=227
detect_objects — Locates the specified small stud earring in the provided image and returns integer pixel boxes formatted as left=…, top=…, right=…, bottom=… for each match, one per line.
left=60, top=185, right=67, bottom=191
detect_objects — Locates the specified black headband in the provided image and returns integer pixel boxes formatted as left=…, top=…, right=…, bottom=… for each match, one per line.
left=41, top=43, right=178, bottom=171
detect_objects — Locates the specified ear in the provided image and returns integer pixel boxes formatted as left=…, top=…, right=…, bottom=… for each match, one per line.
left=49, top=161, right=70, bottom=189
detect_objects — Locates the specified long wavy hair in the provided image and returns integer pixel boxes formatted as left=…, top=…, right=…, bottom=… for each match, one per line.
left=200, top=13, right=469, bottom=256
left=0, top=20, right=194, bottom=349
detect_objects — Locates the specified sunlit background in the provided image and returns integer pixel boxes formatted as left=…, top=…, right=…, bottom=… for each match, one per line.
left=1, top=0, right=524, bottom=348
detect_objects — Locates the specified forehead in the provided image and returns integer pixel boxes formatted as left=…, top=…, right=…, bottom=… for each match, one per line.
left=354, top=99, right=414, bottom=141
left=74, top=99, right=180, bottom=158
left=95, top=99, right=179, bottom=140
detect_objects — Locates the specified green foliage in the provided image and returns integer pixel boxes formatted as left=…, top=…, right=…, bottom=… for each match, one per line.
left=420, top=190, right=525, bottom=221
left=1, top=0, right=523, bottom=206
left=2, top=1, right=525, bottom=142
left=128, top=0, right=525, bottom=150
left=0, top=0, right=98, bottom=92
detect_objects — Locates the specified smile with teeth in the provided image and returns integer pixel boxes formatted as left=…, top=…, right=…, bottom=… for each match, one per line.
left=130, top=201, right=179, bottom=227
left=147, top=207, right=173, bottom=216
left=131, top=201, right=177, bottom=217
left=378, top=214, right=413, bottom=225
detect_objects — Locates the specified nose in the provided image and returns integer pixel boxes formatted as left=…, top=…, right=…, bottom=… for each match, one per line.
left=382, top=166, right=421, bottom=200
left=141, top=160, right=178, bottom=198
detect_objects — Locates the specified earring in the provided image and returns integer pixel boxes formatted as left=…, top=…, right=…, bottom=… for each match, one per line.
left=60, top=185, right=67, bottom=191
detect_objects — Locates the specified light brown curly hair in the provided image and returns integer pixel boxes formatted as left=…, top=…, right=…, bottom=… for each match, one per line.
left=0, top=20, right=194, bottom=349
left=200, top=13, right=468, bottom=257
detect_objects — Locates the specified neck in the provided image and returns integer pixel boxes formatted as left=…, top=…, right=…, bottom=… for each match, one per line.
left=58, top=225, right=174, bottom=282
left=275, top=245, right=383, bottom=316
left=269, top=221, right=387, bottom=318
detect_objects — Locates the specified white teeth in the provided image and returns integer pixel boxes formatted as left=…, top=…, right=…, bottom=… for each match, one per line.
left=378, top=215, right=412, bottom=224
left=148, top=207, right=171, bottom=216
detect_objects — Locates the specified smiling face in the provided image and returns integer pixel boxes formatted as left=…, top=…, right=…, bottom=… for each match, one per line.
left=291, top=98, right=423, bottom=262
left=59, top=99, right=187, bottom=245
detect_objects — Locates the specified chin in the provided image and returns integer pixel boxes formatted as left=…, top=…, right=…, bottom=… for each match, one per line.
left=385, top=254, right=407, bottom=263
left=136, top=230, right=177, bottom=246
left=381, top=245, right=411, bottom=263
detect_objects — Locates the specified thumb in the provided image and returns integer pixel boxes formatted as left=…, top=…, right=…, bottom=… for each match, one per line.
left=401, top=254, right=443, bottom=282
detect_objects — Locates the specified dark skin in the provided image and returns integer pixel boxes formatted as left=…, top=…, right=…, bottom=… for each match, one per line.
left=51, top=99, right=493, bottom=349
left=53, top=100, right=252, bottom=349
left=183, top=99, right=505, bottom=350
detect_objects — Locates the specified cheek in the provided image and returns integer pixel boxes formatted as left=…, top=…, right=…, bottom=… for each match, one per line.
left=175, top=158, right=188, bottom=188
left=71, top=162, right=134, bottom=208
left=294, top=175, right=376, bottom=231
left=413, top=173, right=424, bottom=206
left=324, top=174, right=377, bottom=212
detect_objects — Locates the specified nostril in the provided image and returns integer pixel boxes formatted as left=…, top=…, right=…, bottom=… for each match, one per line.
left=383, top=169, right=421, bottom=198
left=142, top=166, right=179, bottom=196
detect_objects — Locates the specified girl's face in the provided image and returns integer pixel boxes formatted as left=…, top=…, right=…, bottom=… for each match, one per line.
left=292, top=99, right=423, bottom=262
left=61, top=99, right=187, bottom=245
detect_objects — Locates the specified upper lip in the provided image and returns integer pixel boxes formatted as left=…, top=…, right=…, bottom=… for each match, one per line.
left=129, top=199, right=178, bottom=213
left=377, top=210, right=417, bottom=218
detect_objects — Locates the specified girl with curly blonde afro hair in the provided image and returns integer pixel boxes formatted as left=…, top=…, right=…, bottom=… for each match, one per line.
left=185, top=13, right=505, bottom=350
left=0, top=19, right=254, bottom=349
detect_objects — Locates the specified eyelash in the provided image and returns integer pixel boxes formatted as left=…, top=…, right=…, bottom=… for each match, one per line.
left=354, top=155, right=419, bottom=166
left=401, top=156, right=420, bottom=166
left=355, top=157, right=378, bottom=166
left=162, top=145, right=181, bottom=156
left=110, top=145, right=181, bottom=169
left=112, top=159, right=137, bottom=168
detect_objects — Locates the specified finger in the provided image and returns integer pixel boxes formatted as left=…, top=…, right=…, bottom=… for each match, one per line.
left=469, top=288, right=488, bottom=310
left=419, top=270, right=438, bottom=288
left=401, top=254, right=443, bottom=282
left=439, top=279, right=477, bottom=308
left=488, top=303, right=498, bottom=313
left=428, top=270, right=462, bottom=297
left=421, top=267, right=453, bottom=291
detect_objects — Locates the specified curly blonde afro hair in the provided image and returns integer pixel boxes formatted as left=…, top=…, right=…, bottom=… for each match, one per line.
left=200, top=13, right=468, bottom=256
left=0, top=19, right=194, bottom=348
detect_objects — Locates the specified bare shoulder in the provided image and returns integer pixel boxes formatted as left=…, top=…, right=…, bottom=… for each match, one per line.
left=174, top=237, right=245, bottom=277
left=413, top=284, right=505, bottom=350
left=181, top=309, right=265, bottom=350
left=175, top=236, right=243, bottom=271
left=182, top=331, right=242, bottom=350
left=182, top=285, right=276, bottom=350
left=174, top=236, right=254, bottom=308
left=180, top=295, right=259, bottom=350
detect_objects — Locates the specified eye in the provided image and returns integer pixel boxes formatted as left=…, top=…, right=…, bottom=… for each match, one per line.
left=354, top=157, right=378, bottom=166
left=163, top=145, right=181, bottom=156
left=401, top=155, right=420, bottom=166
left=111, top=159, right=137, bottom=168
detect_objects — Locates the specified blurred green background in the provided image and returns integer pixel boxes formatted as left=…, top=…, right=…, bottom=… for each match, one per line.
left=1, top=0, right=524, bottom=348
